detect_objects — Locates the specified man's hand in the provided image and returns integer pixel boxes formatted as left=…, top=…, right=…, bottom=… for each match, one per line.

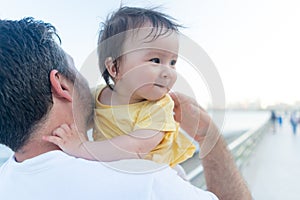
left=170, top=92, right=215, bottom=142
left=170, top=92, right=221, bottom=158
left=171, top=92, right=252, bottom=199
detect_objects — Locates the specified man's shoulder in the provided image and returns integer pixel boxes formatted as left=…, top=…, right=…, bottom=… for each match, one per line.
left=107, top=159, right=169, bottom=174
left=56, top=152, right=170, bottom=176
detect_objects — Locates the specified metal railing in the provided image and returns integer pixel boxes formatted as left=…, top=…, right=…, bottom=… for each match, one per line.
left=186, top=119, right=271, bottom=188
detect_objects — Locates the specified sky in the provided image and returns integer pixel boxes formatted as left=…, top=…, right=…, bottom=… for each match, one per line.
left=1, top=0, right=300, bottom=107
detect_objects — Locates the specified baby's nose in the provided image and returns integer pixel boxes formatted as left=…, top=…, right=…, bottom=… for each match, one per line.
left=161, top=66, right=176, bottom=79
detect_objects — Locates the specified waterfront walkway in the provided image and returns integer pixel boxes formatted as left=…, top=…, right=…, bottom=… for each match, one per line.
left=242, top=121, right=300, bottom=200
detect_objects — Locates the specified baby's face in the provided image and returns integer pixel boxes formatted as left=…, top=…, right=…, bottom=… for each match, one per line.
left=114, top=27, right=179, bottom=103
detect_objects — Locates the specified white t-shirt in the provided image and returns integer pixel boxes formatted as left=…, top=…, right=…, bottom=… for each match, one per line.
left=0, top=150, right=218, bottom=200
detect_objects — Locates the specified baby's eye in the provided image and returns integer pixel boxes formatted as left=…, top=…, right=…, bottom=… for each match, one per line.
left=170, top=60, right=177, bottom=66
left=149, top=58, right=160, bottom=64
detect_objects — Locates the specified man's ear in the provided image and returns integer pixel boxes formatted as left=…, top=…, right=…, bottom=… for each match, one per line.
left=49, top=70, right=72, bottom=102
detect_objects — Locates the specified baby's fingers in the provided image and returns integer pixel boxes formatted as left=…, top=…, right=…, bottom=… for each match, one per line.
left=70, top=123, right=77, bottom=132
left=53, top=127, right=69, bottom=139
left=42, top=135, right=64, bottom=147
left=60, top=124, right=72, bottom=133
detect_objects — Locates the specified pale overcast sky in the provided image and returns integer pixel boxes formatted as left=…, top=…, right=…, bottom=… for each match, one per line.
left=1, top=0, right=300, bottom=107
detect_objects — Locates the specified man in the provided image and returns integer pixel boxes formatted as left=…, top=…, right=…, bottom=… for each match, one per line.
left=0, top=18, right=251, bottom=199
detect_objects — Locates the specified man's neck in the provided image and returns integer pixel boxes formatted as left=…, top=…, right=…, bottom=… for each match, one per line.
left=14, top=141, right=60, bottom=162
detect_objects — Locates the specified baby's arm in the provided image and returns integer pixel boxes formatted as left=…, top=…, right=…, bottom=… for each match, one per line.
left=43, top=124, right=164, bottom=161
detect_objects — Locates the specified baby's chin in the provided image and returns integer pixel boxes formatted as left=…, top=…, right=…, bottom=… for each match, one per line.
left=146, top=94, right=167, bottom=102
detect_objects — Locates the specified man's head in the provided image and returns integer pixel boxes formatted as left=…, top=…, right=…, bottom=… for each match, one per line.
left=0, top=18, right=78, bottom=152
left=97, top=6, right=181, bottom=90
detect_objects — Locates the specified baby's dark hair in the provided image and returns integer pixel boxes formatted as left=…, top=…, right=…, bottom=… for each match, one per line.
left=97, top=6, right=182, bottom=90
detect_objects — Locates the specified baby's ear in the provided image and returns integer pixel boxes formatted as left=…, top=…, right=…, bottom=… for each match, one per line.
left=105, top=57, right=117, bottom=78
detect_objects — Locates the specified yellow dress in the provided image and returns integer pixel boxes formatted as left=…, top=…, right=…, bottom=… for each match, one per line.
left=93, top=85, right=196, bottom=167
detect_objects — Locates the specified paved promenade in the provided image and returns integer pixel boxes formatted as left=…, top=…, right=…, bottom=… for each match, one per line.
left=242, top=121, right=300, bottom=200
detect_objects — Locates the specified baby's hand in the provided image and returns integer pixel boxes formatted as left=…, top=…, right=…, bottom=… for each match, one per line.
left=43, top=123, right=88, bottom=158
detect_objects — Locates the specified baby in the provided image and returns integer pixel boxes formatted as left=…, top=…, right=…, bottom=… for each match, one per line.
left=44, top=6, right=195, bottom=169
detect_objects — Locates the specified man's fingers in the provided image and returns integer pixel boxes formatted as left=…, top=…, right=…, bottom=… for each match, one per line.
left=174, top=91, right=206, bottom=113
left=170, top=92, right=182, bottom=123
left=169, top=92, right=180, bottom=107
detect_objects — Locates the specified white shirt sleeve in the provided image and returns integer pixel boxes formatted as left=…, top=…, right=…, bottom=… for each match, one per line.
left=151, top=167, right=219, bottom=200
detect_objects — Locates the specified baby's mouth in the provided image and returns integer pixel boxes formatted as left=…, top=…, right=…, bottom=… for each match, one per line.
left=154, top=83, right=165, bottom=88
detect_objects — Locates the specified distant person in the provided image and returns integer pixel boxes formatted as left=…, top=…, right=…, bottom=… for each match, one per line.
left=277, top=114, right=283, bottom=127
left=271, top=110, right=277, bottom=132
left=0, top=17, right=252, bottom=199
left=290, top=112, right=298, bottom=135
